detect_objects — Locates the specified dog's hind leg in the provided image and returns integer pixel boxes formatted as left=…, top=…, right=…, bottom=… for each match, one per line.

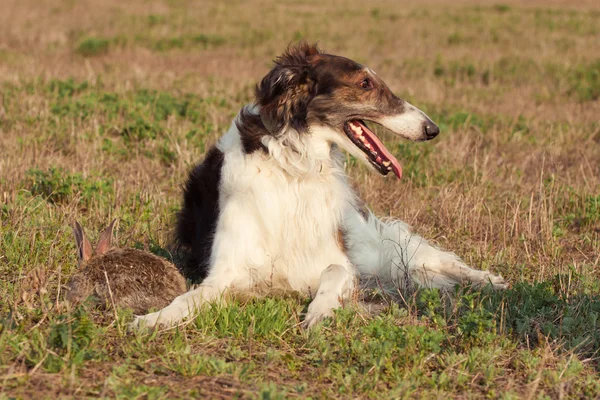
left=399, top=243, right=508, bottom=290
left=344, top=211, right=507, bottom=291
left=303, top=263, right=357, bottom=328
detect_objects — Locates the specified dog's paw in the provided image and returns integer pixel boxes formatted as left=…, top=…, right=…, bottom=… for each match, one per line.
left=466, top=269, right=508, bottom=290
left=483, top=273, right=509, bottom=290
left=434, top=259, right=509, bottom=291
left=302, top=296, right=338, bottom=329
left=130, top=303, right=193, bottom=331
left=130, top=311, right=162, bottom=331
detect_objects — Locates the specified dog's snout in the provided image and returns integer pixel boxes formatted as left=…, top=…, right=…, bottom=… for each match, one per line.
left=423, top=122, right=440, bottom=140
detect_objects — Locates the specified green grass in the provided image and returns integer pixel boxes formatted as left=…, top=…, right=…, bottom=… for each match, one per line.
left=134, top=33, right=227, bottom=52
left=431, top=56, right=600, bottom=102
left=76, top=37, right=111, bottom=57
left=26, top=167, right=113, bottom=205
left=1, top=0, right=599, bottom=397
left=1, top=286, right=599, bottom=397
left=6, top=78, right=223, bottom=163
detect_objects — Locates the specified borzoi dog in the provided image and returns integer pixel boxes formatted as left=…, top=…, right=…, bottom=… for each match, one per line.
left=133, top=43, right=507, bottom=329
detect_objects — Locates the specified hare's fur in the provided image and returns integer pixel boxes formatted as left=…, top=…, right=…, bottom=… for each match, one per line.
left=67, top=220, right=187, bottom=314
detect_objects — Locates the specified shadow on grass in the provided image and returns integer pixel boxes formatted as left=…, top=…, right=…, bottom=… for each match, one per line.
left=414, top=277, right=600, bottom=369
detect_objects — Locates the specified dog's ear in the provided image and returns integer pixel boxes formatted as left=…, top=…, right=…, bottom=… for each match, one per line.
left=256, top=42, right=321, bottom=134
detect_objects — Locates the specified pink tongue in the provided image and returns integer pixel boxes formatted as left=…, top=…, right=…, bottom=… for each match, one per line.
left=356, top=121, right=403, bottom=179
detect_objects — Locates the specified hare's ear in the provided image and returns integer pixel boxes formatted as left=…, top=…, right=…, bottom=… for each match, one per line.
left=96, top=219, right=116, bottom=255
left=72, top=221, right=93, bottom=265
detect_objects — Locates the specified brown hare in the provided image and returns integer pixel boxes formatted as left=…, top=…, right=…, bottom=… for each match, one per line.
left=66, top=220, right=187, bottom=314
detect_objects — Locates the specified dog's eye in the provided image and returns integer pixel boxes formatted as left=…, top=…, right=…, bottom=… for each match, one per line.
left=360, top=78, right=373, bottom=89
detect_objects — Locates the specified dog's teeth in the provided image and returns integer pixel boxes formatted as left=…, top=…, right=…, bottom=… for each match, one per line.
left=364, top=143, right=372, bottom=150
left=382, top=161, right=391, bottom=167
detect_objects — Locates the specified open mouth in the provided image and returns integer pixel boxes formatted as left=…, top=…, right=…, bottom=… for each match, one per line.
left=343, top=120, right=403, bottom=179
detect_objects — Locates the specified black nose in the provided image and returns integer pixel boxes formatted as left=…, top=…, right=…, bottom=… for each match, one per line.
left=423, top=122, right=440, bottom=140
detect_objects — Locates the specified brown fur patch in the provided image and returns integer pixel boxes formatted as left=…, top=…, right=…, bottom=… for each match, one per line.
left=337, top=227, right=348, bottom=254
left=255, top=42, right=321, bottom=135
left=66, top=248, right=187, bottom=314
left=237, top=106, right=268, bottom=154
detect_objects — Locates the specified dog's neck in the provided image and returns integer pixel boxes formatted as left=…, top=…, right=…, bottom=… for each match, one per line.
left=232, top=105, right=345, bottom=179
left=261, top=125, right=340, bottom=178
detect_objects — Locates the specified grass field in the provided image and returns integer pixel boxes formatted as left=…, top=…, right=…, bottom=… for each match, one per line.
left=1, top=0, right=599, bottom=398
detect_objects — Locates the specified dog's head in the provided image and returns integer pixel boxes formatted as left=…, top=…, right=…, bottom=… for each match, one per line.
left=255, top=42, right=439, bottom=179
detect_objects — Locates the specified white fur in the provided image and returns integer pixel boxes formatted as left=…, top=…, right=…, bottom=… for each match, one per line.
left=344, top=211, right=508, bottom=291
left=377, top=102, right=434, bottom=141
left=132, top=106, right=506, bottom=330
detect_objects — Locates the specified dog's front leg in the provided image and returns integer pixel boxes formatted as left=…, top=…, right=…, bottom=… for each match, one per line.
left=132, top=195, right=264, bottom=329
left=303, top=263, right=357, bottom=328
left=131, top=279, right=231, bottom=329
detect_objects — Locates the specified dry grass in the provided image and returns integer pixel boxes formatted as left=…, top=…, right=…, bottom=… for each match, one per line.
left=1, top=0, right=599, bottom=398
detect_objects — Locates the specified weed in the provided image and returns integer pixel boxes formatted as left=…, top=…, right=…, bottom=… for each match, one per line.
left=147, top=14, right=167, bottom=26
left=152, top=36, right=185, bottom=51
left=45, top=306, right=98, bottom=371
left=25, top=167, right=113, bottom=205
left=76, top=37, right=110, bottom=57
left=190, top=34, right=226, bottom=48
left=48, top=78, right=89, bottom=98
left=139, top=33, right=226, bottom=52
left=447, top=32, right=466, bottom=45
left=568, top=59, right=600, bottom=101
left=493, top=4, right=511, bottom=13
left=159, top=141, right=178, bottom=166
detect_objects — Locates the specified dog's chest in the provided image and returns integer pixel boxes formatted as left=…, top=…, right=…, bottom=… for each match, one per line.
left=254, top=161, right=346, bottom=245
left=217, top=137, right=354, bottom=291
left=222, top=151, right=350, bottom=259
